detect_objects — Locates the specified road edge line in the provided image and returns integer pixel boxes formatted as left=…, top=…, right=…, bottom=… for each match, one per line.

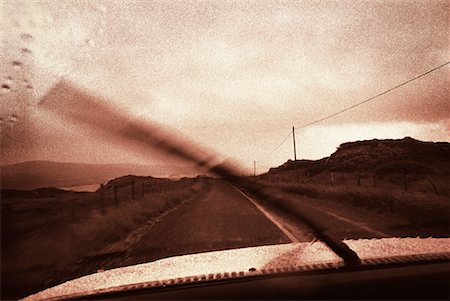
left=293, top=197, right=388, bottom=237
left=229, top=184, right=299, bottom=243
left=323, top=211, right=388, bottom=237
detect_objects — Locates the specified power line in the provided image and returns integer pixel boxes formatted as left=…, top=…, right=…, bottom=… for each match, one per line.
left=259, top=61, right=449, bottom=162
left=260, top=129, right=292, bottom=162
left=294, top=61, right=449, bottom=130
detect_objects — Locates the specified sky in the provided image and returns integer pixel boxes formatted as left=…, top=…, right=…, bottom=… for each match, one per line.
left=1, top=0, right=449, bottom=174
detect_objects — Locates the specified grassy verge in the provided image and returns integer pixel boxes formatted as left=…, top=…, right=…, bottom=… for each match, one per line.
left=1, top=176, right=208, bottom=300
left=258, top=179, right=449, bottom=229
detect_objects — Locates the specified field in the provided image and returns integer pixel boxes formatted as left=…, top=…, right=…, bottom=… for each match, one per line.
left=1, top=176, right=208, bottom=300
left=257, top=170, right=449, bottom=235
left=2, top=139, right=449, bottom=299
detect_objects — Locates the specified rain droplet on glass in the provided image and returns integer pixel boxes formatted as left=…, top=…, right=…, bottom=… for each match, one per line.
left=20, top=33, right=34, bottom=42
left=12, top=61, right=23, bottom=69
left=84, top=39, right=95, bottom=47
left=1, top=83, right=11, bottom=93
left=9, top=114, right=19, bottom=123
left=21, top=48, right=32, bottom=54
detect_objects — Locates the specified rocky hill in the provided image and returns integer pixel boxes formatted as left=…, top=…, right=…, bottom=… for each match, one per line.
left=268, top=137, right=450, bottom=176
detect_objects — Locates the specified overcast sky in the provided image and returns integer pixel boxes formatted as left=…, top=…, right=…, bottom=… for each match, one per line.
left=1, top=0, right=449, bottom=173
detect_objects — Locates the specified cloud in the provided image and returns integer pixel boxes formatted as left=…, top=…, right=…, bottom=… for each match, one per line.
left=1, top=0, right=448, bottom=167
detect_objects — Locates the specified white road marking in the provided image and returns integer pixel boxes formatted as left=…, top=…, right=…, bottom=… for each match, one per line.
left=323, top=211, right=388, bottom=237
left=298, top=201, right=388, bottom=237
left=230, top=184, right=299, bottom=243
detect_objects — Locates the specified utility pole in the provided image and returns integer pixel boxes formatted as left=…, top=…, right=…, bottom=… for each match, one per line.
left=253, top=160, right=256, bottom=176
left=292, top=126, right=297, bottom=161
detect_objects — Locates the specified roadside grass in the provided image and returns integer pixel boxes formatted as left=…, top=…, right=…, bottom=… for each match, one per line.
left=257, top=172, right=449, bottom=229
left=1, top=177, right=208, bottom=299
left=261, top=169, right=449, bottom=196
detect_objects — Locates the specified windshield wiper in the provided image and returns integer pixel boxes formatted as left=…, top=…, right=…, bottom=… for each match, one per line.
left=39, top=79, right=361, bottom=267
left=211, top=170, right=362, bottom=267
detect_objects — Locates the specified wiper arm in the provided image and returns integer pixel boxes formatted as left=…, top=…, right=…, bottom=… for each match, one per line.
left=39, top=79, right=360, bottom=267
left=209, top=171, right=361, bottom=267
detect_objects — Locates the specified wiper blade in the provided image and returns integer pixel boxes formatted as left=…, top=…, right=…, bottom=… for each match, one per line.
left=39, top=79, right=360, bottom=267
left=207, top=163, right=361, bottom=265
left=223, top=176, right=361, bottom=267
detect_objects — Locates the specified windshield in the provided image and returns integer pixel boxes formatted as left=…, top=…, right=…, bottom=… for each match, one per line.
left=1, top=1, right=449, bottom=300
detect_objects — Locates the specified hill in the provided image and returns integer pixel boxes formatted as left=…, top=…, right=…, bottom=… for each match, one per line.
left=257, top=137, right=449, bottom=237
left=268, top=137, right=450, bottom=177
left=0, top=160, right=190, bottom=190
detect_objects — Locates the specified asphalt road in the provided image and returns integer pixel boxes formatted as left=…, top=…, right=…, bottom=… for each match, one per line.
left=14, top=178, right=449, bottom=300
left=127, top=179, right=292, bottom=264
left=13, top=178, right=417, bottom=300
left=97, top=178, right=396, bottom=269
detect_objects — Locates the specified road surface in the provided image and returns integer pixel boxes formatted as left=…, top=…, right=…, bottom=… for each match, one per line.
left=90, top=178, right=393, bottom=270
left=118, top=179, right=293, bottom=265
left=18, top=178, right=402, bottom=299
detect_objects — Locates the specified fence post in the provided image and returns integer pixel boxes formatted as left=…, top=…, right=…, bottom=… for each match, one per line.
left=100, top=184, right=104, bottom=203
left=114, top=185, right=118, bottom=206
left=426, top=176, right=439, bottom=195
left=401, top=170, right=408, bottom=192
left=131, top=180, right=135, bottom=200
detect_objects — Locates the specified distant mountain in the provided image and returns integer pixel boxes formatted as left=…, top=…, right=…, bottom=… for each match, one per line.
left=0, top=160, right=193, bottom=190
left=268, top=137, right=450, bottom=176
